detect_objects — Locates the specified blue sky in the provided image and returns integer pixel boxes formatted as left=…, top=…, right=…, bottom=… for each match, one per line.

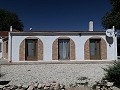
left=0, top=0, right=111, bottom=31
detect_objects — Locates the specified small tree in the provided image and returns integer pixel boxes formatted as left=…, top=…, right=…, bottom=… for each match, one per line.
left=102, top=0, right=120, bottom=30
left=104, top=61, right=120, bottom=88
left=0, top=9, right=23, bottom=31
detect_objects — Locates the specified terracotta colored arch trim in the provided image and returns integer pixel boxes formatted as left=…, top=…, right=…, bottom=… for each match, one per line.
left=19, top=37, right=43, bottom=61
left=52, top=36, right=75, bottom=60
left=84, top=37, right=107, bottom=60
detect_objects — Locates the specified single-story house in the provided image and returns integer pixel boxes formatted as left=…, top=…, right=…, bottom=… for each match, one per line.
left=7, top=22, right=117, bottom=62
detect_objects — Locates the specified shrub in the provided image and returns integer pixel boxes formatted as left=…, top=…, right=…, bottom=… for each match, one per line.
left=104, top=61, right=120, bottom=88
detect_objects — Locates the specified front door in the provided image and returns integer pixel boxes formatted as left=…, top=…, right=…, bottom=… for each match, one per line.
left=25, top=39, right=37, bottom=61
left=90, top=39, right=101, bottom=60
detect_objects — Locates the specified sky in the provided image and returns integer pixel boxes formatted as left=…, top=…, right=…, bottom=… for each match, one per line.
left=0, top=0, right=112, bottom=31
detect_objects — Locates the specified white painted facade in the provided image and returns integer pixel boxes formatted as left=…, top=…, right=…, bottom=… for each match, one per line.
left=8, top=31, right=117, bottom=62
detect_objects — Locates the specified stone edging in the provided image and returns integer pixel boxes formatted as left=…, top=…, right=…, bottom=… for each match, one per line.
left=0, top=60, right=115, bottom=65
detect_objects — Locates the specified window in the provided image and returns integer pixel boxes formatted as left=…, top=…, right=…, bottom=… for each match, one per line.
left=6, top=41, right=8, bottom=53
left=0, top=43, right=1, bottom=52
left=58, top=39, right=70, bottom=60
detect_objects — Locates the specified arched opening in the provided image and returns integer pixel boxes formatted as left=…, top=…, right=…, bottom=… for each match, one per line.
left=19, top=37, right=43, bottom=61
left=84, top=37, right=107, bottom=60
left=52, top=37, right=75, bottom=60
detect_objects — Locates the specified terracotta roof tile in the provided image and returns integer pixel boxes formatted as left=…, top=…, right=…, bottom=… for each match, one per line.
left=0, top=31, right=9, bottom=37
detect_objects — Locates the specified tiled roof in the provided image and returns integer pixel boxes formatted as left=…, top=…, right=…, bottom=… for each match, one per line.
left=25, top=30, right=105, bottom=32
left=0, top=29, right=22, bottom=37
left=0, top=31, right=9, bottom=37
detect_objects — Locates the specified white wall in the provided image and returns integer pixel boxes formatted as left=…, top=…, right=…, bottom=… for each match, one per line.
left=9, top=34, right=117, bottom=62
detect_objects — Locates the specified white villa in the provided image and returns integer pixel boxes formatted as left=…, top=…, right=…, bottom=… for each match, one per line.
left=0, top=21, right=118, bottom=62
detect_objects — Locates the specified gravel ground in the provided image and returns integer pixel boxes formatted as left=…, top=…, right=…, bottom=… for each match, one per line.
left=0, top=62, right=111, bottom=88
left=0, top=59, right=120, bottom=89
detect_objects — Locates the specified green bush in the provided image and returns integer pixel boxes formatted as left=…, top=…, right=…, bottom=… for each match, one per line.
left=104, top=61, right=120, bottom=88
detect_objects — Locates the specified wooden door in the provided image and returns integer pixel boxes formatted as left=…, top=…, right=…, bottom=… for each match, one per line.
left=90, top=39, right=101, bottom=60
left=25, top=39, right=37, bottom=61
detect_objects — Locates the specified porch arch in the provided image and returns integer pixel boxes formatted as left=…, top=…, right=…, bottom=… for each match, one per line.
left=84, top=37, right=107, bottom=60
left=52, top=36, right=75, bottom=60
left=19, top=37, right=43, bottom=61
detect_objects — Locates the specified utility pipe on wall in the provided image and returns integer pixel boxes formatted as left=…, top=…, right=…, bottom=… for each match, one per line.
left=10, top=26, right=12, bottom=62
